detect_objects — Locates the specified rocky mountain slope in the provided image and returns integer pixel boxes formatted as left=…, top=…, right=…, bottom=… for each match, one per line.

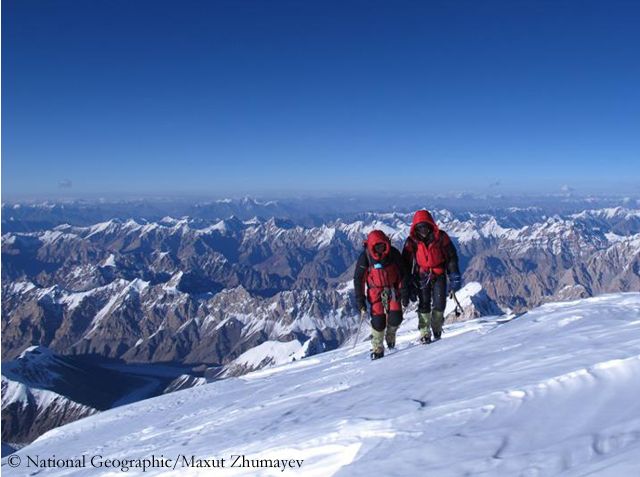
left=1, top=346, right=198, bottom=447
left=3, top=206, right=638, bottom=364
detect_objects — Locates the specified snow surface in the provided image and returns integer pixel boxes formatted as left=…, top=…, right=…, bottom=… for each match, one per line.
left=314, top=226, right=336, bottom=249
left=59, top=289, right=96, bottom=312
left=227, top=340, right=308, bottom=371
left=85, top=220, right=117, bottom=238
left=38, top=230, right=79, bottom=244
left=2, top=234, right=17, bottom=245
left=3, top=293, right=640, bottom=476
left=101, top=254, right=116, bottom=267
left=1, top=378, right=30, bottom=408
left=197, top=220, right=228, bottom=235
left=9, top=281, right=36, bottom=295
left=1, top=376, right=95, bottom=417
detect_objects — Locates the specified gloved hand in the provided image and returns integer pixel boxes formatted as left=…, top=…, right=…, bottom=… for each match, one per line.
left=356, top=295, right=367, bottom=313
left=448, top=272, right=462, bottom=293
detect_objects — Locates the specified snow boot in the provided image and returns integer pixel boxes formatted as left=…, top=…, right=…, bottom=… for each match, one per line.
left=418, top=312, right=432, bottom=344
left=385, top=325, right=399, bottom=349
left=432, top=310, right=444, bottom=341
left=371, top=328, right=385, bottom=360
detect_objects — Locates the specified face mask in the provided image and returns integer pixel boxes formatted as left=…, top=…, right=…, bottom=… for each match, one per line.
left=373, top=243, right=386, bottom=256
left=416, top=224, right=431, bottom=239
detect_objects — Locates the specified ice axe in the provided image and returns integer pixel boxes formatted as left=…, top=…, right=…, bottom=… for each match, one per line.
left=352, top=308, right=367, bottom=350
left=449, top=291, right=464, bottom=318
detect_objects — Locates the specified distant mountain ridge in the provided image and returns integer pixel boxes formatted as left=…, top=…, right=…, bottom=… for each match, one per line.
left=3, top=206, right=639, bottom=365
left=3, top=195, right=638, bottom=232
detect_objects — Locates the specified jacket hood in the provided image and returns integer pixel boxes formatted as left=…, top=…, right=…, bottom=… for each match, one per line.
left=365, top=230, right=391, bottom=261
left=409, top=210, right=440, bottom=240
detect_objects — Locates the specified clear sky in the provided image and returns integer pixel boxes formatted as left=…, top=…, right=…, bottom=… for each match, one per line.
left=3, top=0, right=640, bottom=199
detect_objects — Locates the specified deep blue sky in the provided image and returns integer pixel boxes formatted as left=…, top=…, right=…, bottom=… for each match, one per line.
left=3, top=0, right=640, bottom=198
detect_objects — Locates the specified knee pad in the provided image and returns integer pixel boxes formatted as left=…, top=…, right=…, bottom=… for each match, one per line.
left=370, top=314, right=386, bottom=331
left=387, top=310, right=403, bottom=327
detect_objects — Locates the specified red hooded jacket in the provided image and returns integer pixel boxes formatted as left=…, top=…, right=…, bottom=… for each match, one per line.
left=354, top=230, right=407, bottom=315
left=403, top=210, right=453, bottom=276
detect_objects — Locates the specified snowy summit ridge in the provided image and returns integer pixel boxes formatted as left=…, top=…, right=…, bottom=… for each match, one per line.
left=3, top=293, right=640, bottom=476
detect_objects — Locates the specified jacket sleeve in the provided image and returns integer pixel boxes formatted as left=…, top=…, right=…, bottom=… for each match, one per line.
left=402, top=238, right=417, bottom=276
left=391, top=247, right=410, bottom=295
left=442, top=232, right=460, bottom=275
left=353, top=251, right=368, bottom=301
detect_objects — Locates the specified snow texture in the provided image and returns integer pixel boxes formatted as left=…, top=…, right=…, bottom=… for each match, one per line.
left=3, top=293, right=640, bottom=476
left=1, top=376, right=96, bottom=418
left=101, top=254, right=116, bottom=267
left=230, top=340, right=306, bottom=369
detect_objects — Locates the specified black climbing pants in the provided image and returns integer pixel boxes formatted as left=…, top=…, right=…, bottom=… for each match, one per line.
left=417, top=273, right=447, bottom=313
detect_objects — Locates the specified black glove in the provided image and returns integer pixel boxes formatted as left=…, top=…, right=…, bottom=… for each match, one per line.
left=356, top=295, right=367, bottom=312
left=448, top=272, right=462, bottom=293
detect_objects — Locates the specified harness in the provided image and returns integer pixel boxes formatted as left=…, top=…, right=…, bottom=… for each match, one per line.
left=365, top=251, right=397, bottom=314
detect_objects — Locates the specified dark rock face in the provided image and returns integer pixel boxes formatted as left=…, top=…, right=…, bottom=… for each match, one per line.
left=2, top=376, right=97, bottom=445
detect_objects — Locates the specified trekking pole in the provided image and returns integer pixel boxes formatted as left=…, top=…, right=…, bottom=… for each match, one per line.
left=352, top=309, right=367, bottom=350
left=449, top=291, right=464, bottom=317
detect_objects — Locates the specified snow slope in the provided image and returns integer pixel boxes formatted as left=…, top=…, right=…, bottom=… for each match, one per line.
left=3, top=293, right=640, bottom=476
